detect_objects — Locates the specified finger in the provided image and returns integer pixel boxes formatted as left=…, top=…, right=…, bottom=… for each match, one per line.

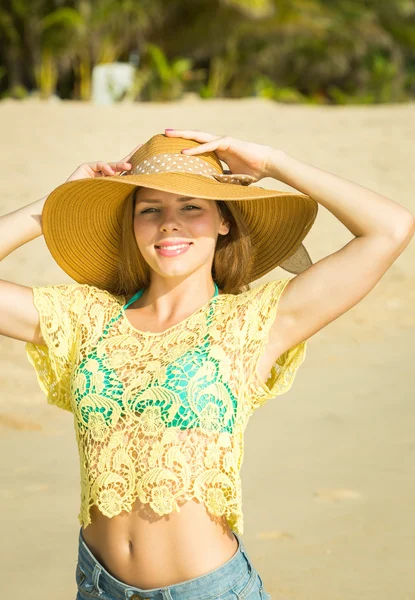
left=181, top=138, right=225, bottom=155
left=95, top=162, right=117, bottom=176
left=107, top=161, right=132, bottom=171
left=165, top=129, right=221, bottom=144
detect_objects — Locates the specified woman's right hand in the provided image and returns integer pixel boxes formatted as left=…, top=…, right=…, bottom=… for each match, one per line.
left=65, top=143, right=144, bottom=183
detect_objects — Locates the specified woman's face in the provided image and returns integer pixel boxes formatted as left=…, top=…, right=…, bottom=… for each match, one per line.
left=133, top=187, right=230, bottom=280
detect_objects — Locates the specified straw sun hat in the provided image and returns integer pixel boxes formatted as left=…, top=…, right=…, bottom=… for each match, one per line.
left=41, top=133, right=318, bottom=291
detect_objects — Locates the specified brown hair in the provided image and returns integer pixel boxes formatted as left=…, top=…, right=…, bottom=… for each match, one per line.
left=111, top=188, right=255, bottom=297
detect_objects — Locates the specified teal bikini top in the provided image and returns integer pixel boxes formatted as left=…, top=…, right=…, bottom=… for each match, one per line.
left=74, top=279, right=230, bottom=435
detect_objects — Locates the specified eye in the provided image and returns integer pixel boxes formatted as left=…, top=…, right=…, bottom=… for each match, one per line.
left=139, top=205, right=201, bottom=214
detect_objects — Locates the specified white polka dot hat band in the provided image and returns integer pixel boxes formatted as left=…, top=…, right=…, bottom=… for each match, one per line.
left=128, top=152, right=257, bottom=186
left=41, top=133, right=318, bottom=292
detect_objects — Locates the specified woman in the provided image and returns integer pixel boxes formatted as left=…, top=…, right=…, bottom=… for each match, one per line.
left=0, top=129, right=413, bottom=600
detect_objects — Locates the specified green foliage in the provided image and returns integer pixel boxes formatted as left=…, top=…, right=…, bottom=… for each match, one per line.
left=35, top=8, right=83, bottom=98
left=41, top=8, right=83, bottom=52
left=3, top=84, right=29, bottom=99
left=253, top=75, right=309, bottom=103
left=366, top=51, right=402, bottom=103
left=222, top=0, right=275, bottom=19
left=327, top=86, right=377, bottom=105
left=0, top=0, right=414, bottom=104
left=200, top=47, right=239, bottom=99
left=137, top=43, right=193, bottom=101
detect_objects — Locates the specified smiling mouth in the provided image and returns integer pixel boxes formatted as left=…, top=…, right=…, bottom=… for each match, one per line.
left=154, top=243, right=193, bottom=249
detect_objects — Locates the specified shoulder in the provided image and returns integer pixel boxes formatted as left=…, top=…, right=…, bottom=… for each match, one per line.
left=231, top=279, right=291, bottom=329
left=232, top=279, right=289, bottom=308
left=85, top=284, right=125, bottom=305
left=71, top=285, right=126, bottom=347
left=36, top=283, right=126, bottom=315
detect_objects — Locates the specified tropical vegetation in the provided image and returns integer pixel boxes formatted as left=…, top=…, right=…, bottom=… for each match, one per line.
left=0, top=0, right=414, bottom=104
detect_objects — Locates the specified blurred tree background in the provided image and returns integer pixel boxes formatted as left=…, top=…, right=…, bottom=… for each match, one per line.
left=0, top=0, right=414, bottom=104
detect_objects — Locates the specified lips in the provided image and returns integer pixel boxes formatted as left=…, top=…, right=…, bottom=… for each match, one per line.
left=155, top=243, right=193, bottom=258
left=155, top=242, right=193, bottom=248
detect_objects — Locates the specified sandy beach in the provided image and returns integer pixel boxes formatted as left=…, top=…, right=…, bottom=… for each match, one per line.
left=0, top=97, right=414, bottom=599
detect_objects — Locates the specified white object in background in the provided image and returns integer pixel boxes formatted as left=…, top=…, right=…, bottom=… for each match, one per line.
left=92, top=63, right=136, bottom=105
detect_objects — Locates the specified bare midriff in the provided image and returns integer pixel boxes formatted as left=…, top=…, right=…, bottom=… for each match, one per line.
left=81, top=496, right=238, bottom=590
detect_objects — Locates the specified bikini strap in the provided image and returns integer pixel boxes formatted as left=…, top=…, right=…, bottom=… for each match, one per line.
left=123, top=289, right=144, bottom=310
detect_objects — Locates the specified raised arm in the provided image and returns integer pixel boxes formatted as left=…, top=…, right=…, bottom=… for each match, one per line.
left=263, top=149, right=415, bottom=355
left=0, top=196, right=48, bottom=344
left=0, top=151, right=137, bottom=345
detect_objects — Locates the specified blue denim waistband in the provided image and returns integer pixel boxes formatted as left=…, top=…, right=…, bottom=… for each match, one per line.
left=76, top=526, right=257, bottom=600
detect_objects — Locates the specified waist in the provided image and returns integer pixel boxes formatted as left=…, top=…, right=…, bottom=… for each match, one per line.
left=81, top=497, right=238, bottom=589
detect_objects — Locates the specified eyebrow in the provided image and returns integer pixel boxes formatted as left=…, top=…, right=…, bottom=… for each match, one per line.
left=135, top=196, right=197, bottom=205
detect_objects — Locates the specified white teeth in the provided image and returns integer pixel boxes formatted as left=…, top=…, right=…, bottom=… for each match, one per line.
left=157, top=243, right=190, bottom=250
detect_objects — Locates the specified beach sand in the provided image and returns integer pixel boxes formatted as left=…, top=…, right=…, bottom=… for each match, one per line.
left=0, top=97, right=414, bottom=599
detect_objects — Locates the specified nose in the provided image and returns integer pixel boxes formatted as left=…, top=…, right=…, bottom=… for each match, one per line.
left=159, top=206, right=183, bottom=232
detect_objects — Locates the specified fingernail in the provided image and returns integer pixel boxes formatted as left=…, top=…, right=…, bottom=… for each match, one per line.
left=182, top=148, right=191, bottom=152
left=165, top=128, right=174, bottom=131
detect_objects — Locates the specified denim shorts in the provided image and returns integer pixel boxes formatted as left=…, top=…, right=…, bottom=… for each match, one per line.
left=76, top=526, right=271, bottom=600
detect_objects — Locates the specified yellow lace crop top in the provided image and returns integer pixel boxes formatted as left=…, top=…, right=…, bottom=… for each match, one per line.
left=25, top=278, right=307, bottom=534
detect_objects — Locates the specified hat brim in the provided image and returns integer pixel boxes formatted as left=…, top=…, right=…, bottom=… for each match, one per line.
left=42, top=173, right=318, bottom=290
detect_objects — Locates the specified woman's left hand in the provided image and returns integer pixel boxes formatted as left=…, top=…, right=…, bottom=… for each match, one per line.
left=164, top=129, right=275, bottom=181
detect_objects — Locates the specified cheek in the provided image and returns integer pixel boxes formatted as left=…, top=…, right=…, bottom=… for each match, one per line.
left=133, top=219, right=154, bottom=247
left=189, top=213, right=219, bottom=235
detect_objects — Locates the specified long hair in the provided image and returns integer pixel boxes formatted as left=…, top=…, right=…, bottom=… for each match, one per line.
left=111, top=187, right=255, bottom=297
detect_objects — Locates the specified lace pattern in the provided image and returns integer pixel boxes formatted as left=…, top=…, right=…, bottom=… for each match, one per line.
left=25, top=279, right=307, bottom=534
left=237, top=279, right=308, bottom=409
